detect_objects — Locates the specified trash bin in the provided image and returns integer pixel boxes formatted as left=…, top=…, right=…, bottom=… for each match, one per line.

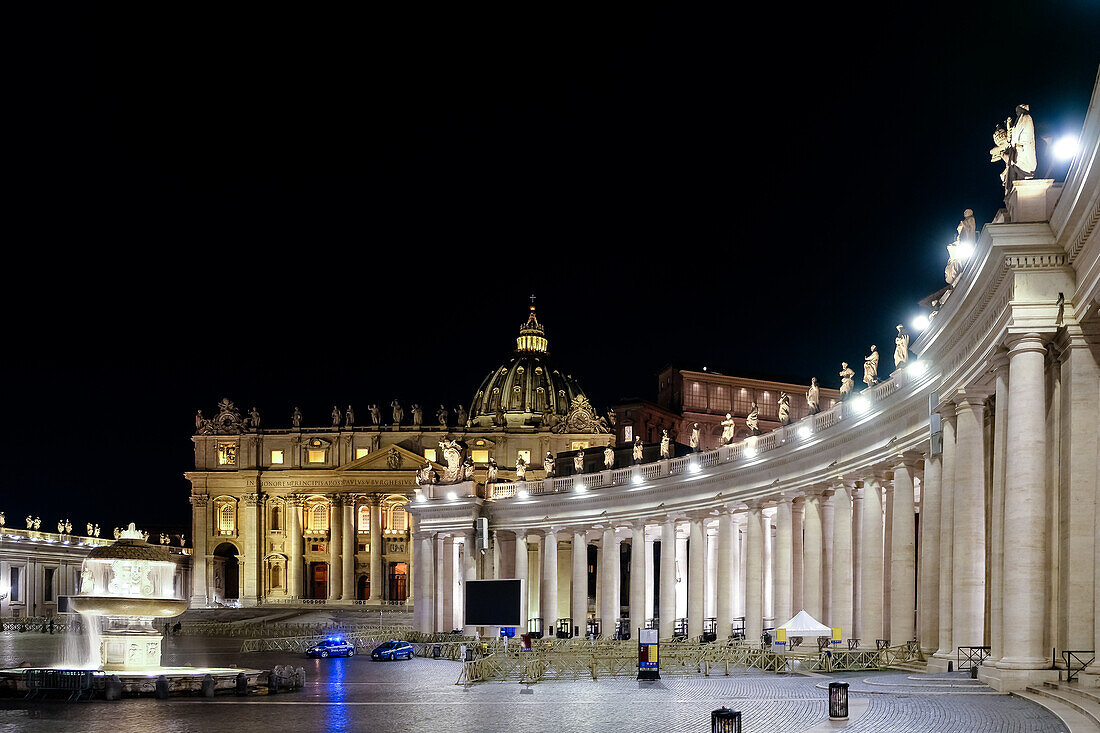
left=711, top=707, right=742, bottom=732
left=828, top=681, right=849, bottom=720
left=432, top=644, right=442, bottom=659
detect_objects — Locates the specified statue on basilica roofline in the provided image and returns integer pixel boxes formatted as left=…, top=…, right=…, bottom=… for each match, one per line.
left=574, top=450, right=585, bottom=473
left=894, top=325, right=910, bottom=368
left=437, top=438, right=467, bottom=483
left=247, top=406, right=261, bottom=431
left=369, top=404, right=381, bottom=426
left=660, top=429, right=671, bottom=459
left=64, top=519, right=72, bottom=534
left=94, top=524, right=101, bottom=538
left=807, top=378, right=821, bottom=414
left=58, top=520, right=64, bottom=534
left=515, top=455, right=527, bottom=480
left=456, top=405, right=467, bottom=428
left=604, top=445, right=615, bottom=469
left=778, top=393, right=791, bottom=426
left=34, top=517, right=41, bottom=530
left=746, top=402, right=761, bottom=436
left=25, top=515, right=33, bottom=529
left=990, top=104, right=1036, bottom=194
left=391, top=400, right=404, bottom=427
left=332, top=406, right=342, bottom=427
left=721, top=413, right=735, bottom=444
left=863, top=345, right=880, bottom=388
left=839, top=362, right=855, bottom=400
left=346, top=406, right=355, bottom=427
left=494, top=407, right=506, bottom=427
left=86, top=522, right=93, bottom=536
left=178, top=533, right=185, bottom=546
left=544, top=452, right=556, bottom=476
left=411, top=404, right=423, bottom=426
left=291, top=406, right=302, bottom=429
left=690, top=423, right=700, bottom=453
left=437, top=405, right=449, bottom=428
left=607, top=408, right=616, bottom=427
left=632, top=437, right=643, bottom=464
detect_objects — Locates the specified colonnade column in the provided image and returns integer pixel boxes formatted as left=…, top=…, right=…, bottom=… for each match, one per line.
left=341, top=496, right=355, bottom=601
left=660, top=518, right=676, bottom=639
left=414, top=531, right=434, bottom=632
left=599, top=526, right=617, bottom=632
left=988, top=352, right=1009, bottom=663
left=952, top=392, right=987, bottom=653
left=830, top=485, right=853, bottom=638
left=999, top=335, right=1050, bottom=670
left=630, top=523, right=647, bottom=635
left=763, top=509, right=774, bottom=625
left=328, top=496, right=343, bottom=602
left=689, top=517, right=706, bottom=638
left=919, top=454, right=942, bottom=655
left=514, top=531, right=529, bottom=632
left=774, top=495, right=793, bottom=625
left=890, top=458, right=918, bottom=643
left=191, top=496, right=209, bottom=606
left=850, top=487, right=864, bottom=639
left=540, top=529, right=558, bottom=635
left=732, top=515, right=744, bottom=619
left=573, top=528, right=588, bottom=637
left=745, top=502, right=764, bottom=642
left=368, top=496, right=383, bottom=602
left=934, top=411, right=957, bottom=661
left=821, top=490, right=835, bottom=625
left=803, top=493, right=823, bottom=620
left=717, top=509, right=734, bottom=640
left=861, top=476, right=884, bottom=645
left=791, top=498, right=804, bottom=614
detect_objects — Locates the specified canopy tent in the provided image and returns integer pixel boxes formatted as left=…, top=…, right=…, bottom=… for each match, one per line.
left=775, top=610, right=831, bottom=637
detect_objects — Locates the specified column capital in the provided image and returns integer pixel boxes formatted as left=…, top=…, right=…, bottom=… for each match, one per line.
left=1004, top=331, right=1048, bottom=355
left=775, top=492, right=797, bottom=506
left=190, top=493, right=210, bottom=507
left=953, top=386, right=994, bottom=409
left=892, top=450, right=924, bottom=472
left=328, top=493, right=345, bottom=506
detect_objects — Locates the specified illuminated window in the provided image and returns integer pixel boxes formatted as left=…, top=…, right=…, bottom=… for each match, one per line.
left=569, top=441, right=589, bottom=451
left=308, top=449, right=326, bottom=464
left=218, top=503, right=236, bottom=534
left=684, top=381, right=707, bottom=411
left=516, top=450, right=531, bottom=465
left=270, top=505, right=282, bottom=531
left=424, top=448, right=437, bottom=462
left=311, top=504, right=329, bottom=531
left=217, top=443, right=238, bottom=466
left=623, top=425, right=633, bottom=442
left=709, top=384, right=731, bottom=414
left=471, top=449, right=489, bottom=463
left=355, top=448, right=369, bottom=459
left=386, top=501, right=408, bottom=531
left=271, top=450, right=284, bottom=464
left=358, top=505, right=370, bottom=531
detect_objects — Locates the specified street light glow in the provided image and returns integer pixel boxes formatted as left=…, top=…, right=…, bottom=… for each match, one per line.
left=851, top=396, right=870, bottom=414
left=517, top=488, right=529, bottom=500
left=797, top=425, right=812, bottom=440
left=1053, top=135, right=1079, bottom=160
left=911, top=314, right=930, bottom=331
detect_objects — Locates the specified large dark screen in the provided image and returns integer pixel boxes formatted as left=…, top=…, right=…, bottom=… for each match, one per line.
left=464, top=579, right=522, bottom=627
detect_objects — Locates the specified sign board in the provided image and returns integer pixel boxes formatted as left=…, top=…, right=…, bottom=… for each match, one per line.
left=637, top=627, right=660, bottom=680
left=775, top=628, right=787, bottom=645
left=831, top=627, right=842, bottom=644
left=464, top=579, right=524, bottom=627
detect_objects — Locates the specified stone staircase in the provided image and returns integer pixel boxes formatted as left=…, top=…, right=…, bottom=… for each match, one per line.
left=887, top=658, right=928, bottom=673
left=1013, top=681, right=1100, bottom=732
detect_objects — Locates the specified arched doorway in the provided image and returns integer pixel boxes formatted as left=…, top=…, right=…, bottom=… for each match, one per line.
left=357, top=575, right=369, bottom=601
left=308, top=562, right=329, bottom=600
left=388, top=562, right=407, bottom=602
left=212, top=543, right=240, bottom=602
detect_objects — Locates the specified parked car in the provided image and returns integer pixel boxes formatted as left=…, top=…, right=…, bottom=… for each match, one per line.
left=306, top=637, right=356, bottom=658
left=371, top=640, right=414, bottom=661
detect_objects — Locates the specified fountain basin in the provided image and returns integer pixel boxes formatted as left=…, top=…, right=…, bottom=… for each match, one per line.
left=70, top=596, right=188, bottom=617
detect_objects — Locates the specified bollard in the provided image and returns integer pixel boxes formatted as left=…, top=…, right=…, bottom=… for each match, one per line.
left=155, top=675, right=169, bottom=700
left=201, top=674, right=216, bottom=698
left=970, top=665, right=978, bottom=679
left=235, top=672, right=248, bottom=696
left=104, top=674, right=122, bottom=701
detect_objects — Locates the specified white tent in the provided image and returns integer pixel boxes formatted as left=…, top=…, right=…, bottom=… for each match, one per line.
left=775, top=610, right=831, bottom=637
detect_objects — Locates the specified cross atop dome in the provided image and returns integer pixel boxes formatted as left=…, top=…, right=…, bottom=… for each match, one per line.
left=517, top=296, right=547, bottom=353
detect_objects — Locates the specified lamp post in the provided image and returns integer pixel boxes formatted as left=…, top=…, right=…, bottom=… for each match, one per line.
left=711, top=707, right=742, bottom=732
left=828, top=681, right=849, bottom=720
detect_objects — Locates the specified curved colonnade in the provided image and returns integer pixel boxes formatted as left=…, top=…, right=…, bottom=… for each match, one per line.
left=409, top=76, right=1100, bottom=693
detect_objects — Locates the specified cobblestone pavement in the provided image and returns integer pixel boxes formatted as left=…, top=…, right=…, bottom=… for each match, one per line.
left=0, top=633, right=1068, bottom=732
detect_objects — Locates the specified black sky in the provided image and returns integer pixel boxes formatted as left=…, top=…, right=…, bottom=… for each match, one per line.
left=3, top=3, right=1099, bottom=532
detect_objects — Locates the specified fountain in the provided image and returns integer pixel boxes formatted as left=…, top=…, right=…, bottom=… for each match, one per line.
left=0, top=523, right=296, bottom=698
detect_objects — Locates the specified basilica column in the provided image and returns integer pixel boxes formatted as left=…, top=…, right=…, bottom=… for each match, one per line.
left=717, top=509, right=734, bottom=640
left=919, top=452, right=942, bottom=655
left=573, top=528, right=589, bottom=636
left=629, top=523, right=646, bottom=635
left=463, top=530, right=478, bottom=634
left=288, top=495, right=303, bottom=600
left=831, top=485, right=853, bottom=639
left=774, top=495, right=793, bottom=626
left=368, top=496, right=383, bottom=603
left=934, top=410, right=957, bottom=661
left=190, top=495, right=209, bottom=606
left=242, top=493, right=260, bottom=605
left=890, top=459, right=918, bottom=643
left=541, top=529, right=559, bottom=635
left=514, top=531, right=529, bottom=632
left=342, top=496, right=355, bottom=601
left=435, top=535, right=445, bottom=631
left=745, top=501, right=764, bottom=642
left=413, top=531, right=433, bottom=632
left=861, top=475, right=884, bottom=645
left=688, top=517, right=706, bottom=638
left=803, top=493, right=823, bottom=620
left=659, top=518, right=676, bottom=639
left=791, top=497, right=804, bottom=614
left=952, top=392, right=987, bottom=653
left=999, top=335, right=1050, bottom=671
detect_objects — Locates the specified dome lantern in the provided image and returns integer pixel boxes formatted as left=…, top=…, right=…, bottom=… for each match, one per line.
left=516, top=294, right=548, bottom=353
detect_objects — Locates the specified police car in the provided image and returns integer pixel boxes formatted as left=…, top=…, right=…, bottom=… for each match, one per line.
left=370, top=640, right=414, bottom=661
left=306, top=637, right=356, bottom=658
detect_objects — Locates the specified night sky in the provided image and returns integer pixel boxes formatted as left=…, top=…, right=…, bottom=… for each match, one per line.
left=4, top=4, right=1098, bottom=533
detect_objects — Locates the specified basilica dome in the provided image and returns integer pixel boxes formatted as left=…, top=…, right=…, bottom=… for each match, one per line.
left=468, top=305, right=594, bottom=430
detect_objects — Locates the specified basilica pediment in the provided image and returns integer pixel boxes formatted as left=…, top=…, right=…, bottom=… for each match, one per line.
left=337, top=444, right=440, bottom=473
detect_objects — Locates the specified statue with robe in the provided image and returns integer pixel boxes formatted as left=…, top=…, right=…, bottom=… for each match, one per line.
left=1009, top=104, right=1036, bottom=185
left=515, top=456, right=527, bottom=480
left=839, top=363, right=855, bottom=400
left=456, top=405, right=467, bottom=428
left=721, top=413, right=736, bottom=444
left=660, top=429, right=671, bottom=459
left=806, top=377, right=821, bottom=414
left=411, top=404, right=423, bottom=426
left=777, top=393, right=791, bottom=425
left=87, top=522, right=93, bottom=536
left=436, top=405, right=449, bottom=428
left=574, top=450, right=585, bottom=473
left=604, top=445, right=615, bottom=469
left=345, top=406, right=354, bottom=427
left=487, top=457, right=498, bottom=484
left=863, top=345, right=880, bottom=387
left=894, top=324, right=910, bottom=368
left=292, top=406, right=302, bottom=428
left=746, top=402, right=761, bottom=436
left=369, top=404, right=381, bottom=425
left=544, top=452, right=556, bottom=476
left=689, top=423, right=700, bottom=452
left=249, top=406, right=261, bottom=430
left=632, top=438, right=643, bottom=463
left=391, top=400, right=404, bottom=426
left=331, top=406, right=342, bottom=427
